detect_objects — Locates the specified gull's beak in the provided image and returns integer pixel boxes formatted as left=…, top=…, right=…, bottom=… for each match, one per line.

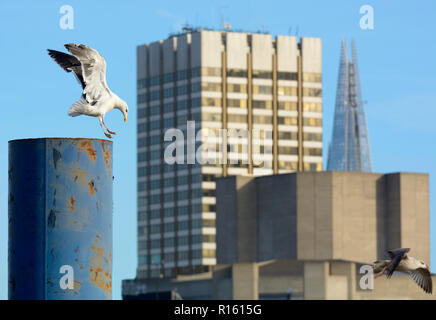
left=124, top=114, right=127, bottom=123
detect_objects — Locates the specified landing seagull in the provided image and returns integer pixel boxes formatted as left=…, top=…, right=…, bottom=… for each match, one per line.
left=48, top=44, right=128, bottom=138
left=373, top=248, right=432, bottom=294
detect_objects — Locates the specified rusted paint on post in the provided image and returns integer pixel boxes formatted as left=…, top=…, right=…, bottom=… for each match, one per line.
left=8, top=138, right=113, bottom=300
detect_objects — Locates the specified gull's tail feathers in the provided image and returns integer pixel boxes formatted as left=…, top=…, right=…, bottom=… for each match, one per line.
left=68, top=97, right=89, bottom=117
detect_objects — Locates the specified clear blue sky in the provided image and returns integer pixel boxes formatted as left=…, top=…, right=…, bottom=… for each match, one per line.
left=0, top=1, right=435, bottom=300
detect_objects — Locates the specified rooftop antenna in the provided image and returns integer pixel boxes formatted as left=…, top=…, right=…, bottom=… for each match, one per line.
left=211, top=1, right=215, bottom=28
left=220, top=5, right=229, bottom=30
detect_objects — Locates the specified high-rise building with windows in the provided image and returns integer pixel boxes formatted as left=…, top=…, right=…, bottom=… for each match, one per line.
left=135, top=28, right=322, bottom=280
left=327, top=40, right=372, bottom=172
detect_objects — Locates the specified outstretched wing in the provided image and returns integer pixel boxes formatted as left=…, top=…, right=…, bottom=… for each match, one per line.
left=47, top=49, right=85, bottom=89
left=386, top=248, right=410, bottom=278
left=64, top=44, right=111, bottom=105
left=409, top=268, right=432, bottom=294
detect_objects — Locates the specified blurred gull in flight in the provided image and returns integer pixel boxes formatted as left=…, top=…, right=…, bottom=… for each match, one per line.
left=373, top=248, right=432, bottom=294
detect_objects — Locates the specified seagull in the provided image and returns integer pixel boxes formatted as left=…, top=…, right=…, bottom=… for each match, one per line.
left=373, top=248, right=432, bottom=294
left=47, top=44, right=128, bottom=139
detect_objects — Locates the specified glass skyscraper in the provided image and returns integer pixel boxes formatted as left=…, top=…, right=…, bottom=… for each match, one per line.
left=327, top=40, right=372, bottom=172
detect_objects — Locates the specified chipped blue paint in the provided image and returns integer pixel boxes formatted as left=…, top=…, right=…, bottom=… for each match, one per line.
left=8, top=138, right=113, bottom=300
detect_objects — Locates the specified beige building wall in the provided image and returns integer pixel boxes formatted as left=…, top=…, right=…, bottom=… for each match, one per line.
left=276, top=35, right=298, bottom=72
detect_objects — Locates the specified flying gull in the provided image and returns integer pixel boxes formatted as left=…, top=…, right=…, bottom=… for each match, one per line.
left=373, top=248, right=432, bottom=294
left=48, top=44, right=128, bottom=138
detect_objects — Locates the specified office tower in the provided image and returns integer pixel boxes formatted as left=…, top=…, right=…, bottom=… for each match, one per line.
left=136, top=28, right=322, bottom=280
left=327, top=40, right=372, bottom=172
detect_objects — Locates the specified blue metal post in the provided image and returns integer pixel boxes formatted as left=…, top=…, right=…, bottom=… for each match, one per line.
left=8, top=138, right=113, bottom=300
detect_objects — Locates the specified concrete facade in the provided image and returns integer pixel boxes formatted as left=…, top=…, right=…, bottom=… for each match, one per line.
left=216, top=171, right=430, bottom=266
left=123, top=171, right=433, bottom=300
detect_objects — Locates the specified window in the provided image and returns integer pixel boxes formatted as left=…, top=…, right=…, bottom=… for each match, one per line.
left=279, top=161, right=297, bottom=170
left=202, top=67, right=221, bottom=77
left=253, top=115, right=272, bottom=124
left=202, top=97, right=221, bottom=107
left=164, top=237, right=174, bottom=247
left=138, top=108, right=146, bottom=118
left=138, top=182, right=147, bottom=192
left=203, top=219, right=215, bottom=227
left=278, top=86, right=297, bottom=96
left=137, top=78, right=147, bottom=89
left=278, top=72, right=297, bottom=81
left=278, top=101, right=297, bottom=111
left=252, top=70, right=272, bottom=79
left=303, top=102, right=322, bottom=112
left=228, top=114, right=247, bottom=123
left=278, top=146, right=298, bottom=155
left=177, top=70, right=188, bottom=81
left=278, top=117, right=297, bottom=125
left=202, top=82, right=222, bottom=92
left=150, top=164, right=160, bottom=174
left=138, top=152, right=147, bottom=162
left=164, top=87, right=174, bottom=98
left=227, top=99, right=246, bottom=108
left=178, top=84, right=189, bottom=95
left=203, top=234, right=216, bottom=243
left=137, top=123, right=147, bottom=133
left=252, top=100, right=272, bottom=109
left=303, top=118, right=322, bottom=127
left=138, top=196, right=147, bottom=207
left=278, top=131, right=298, bottom=140
left=303, top=132, right=322, bottom=141
left=164, top=102, right=174, bottom=113
left=150, top=76, right=160, bottom=86
left=303, top=88, right=322, bottom=97
left=149, top=90, right=160, bottom=101
left=163, top=73, right=174, bottom=83
left=138, top=93, right=147, bottom=104
left=202, top=113, right=221, bottom=122
left=303, top=73, right=322, bottom=82
left=253, top=85, right=272, bottom=95
left=202, top=249, right=216, bottom=258
left=227, top=83, right=246, bottom=93
left=227, top=69, right=247, bottom=78
left=304, top=162, right=322, bottom=171
left=304, top=148, right=322, bottom=156
left=164, top=193, right=174, bottom=202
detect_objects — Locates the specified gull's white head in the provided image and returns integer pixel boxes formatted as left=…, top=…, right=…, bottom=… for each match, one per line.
left=419, top=260, right=429, bottom=269
left=115, top=98, right=129, bottom=123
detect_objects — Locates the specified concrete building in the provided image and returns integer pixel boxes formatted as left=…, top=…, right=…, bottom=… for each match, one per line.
left=123, top=171, right=434, bottom=300
left=135, top=28, right=323, bottom=280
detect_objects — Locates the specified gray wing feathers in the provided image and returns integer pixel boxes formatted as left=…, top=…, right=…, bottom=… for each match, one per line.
left=410, top=268, right=432, bottom=294
left=47, top=49, right=86, bottom=89
left=64, top=44, right=110, bottom=104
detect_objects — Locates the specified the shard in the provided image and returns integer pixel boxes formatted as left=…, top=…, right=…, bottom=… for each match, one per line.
left=327, top=40, right=372, bottom=172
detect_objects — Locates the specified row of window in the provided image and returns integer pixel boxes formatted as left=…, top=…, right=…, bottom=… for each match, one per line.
left=137, top=70, right=320, bottom=89
left=138, top=248, right=217, bottom=266
left=139, top=83, right=321, bottom=103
